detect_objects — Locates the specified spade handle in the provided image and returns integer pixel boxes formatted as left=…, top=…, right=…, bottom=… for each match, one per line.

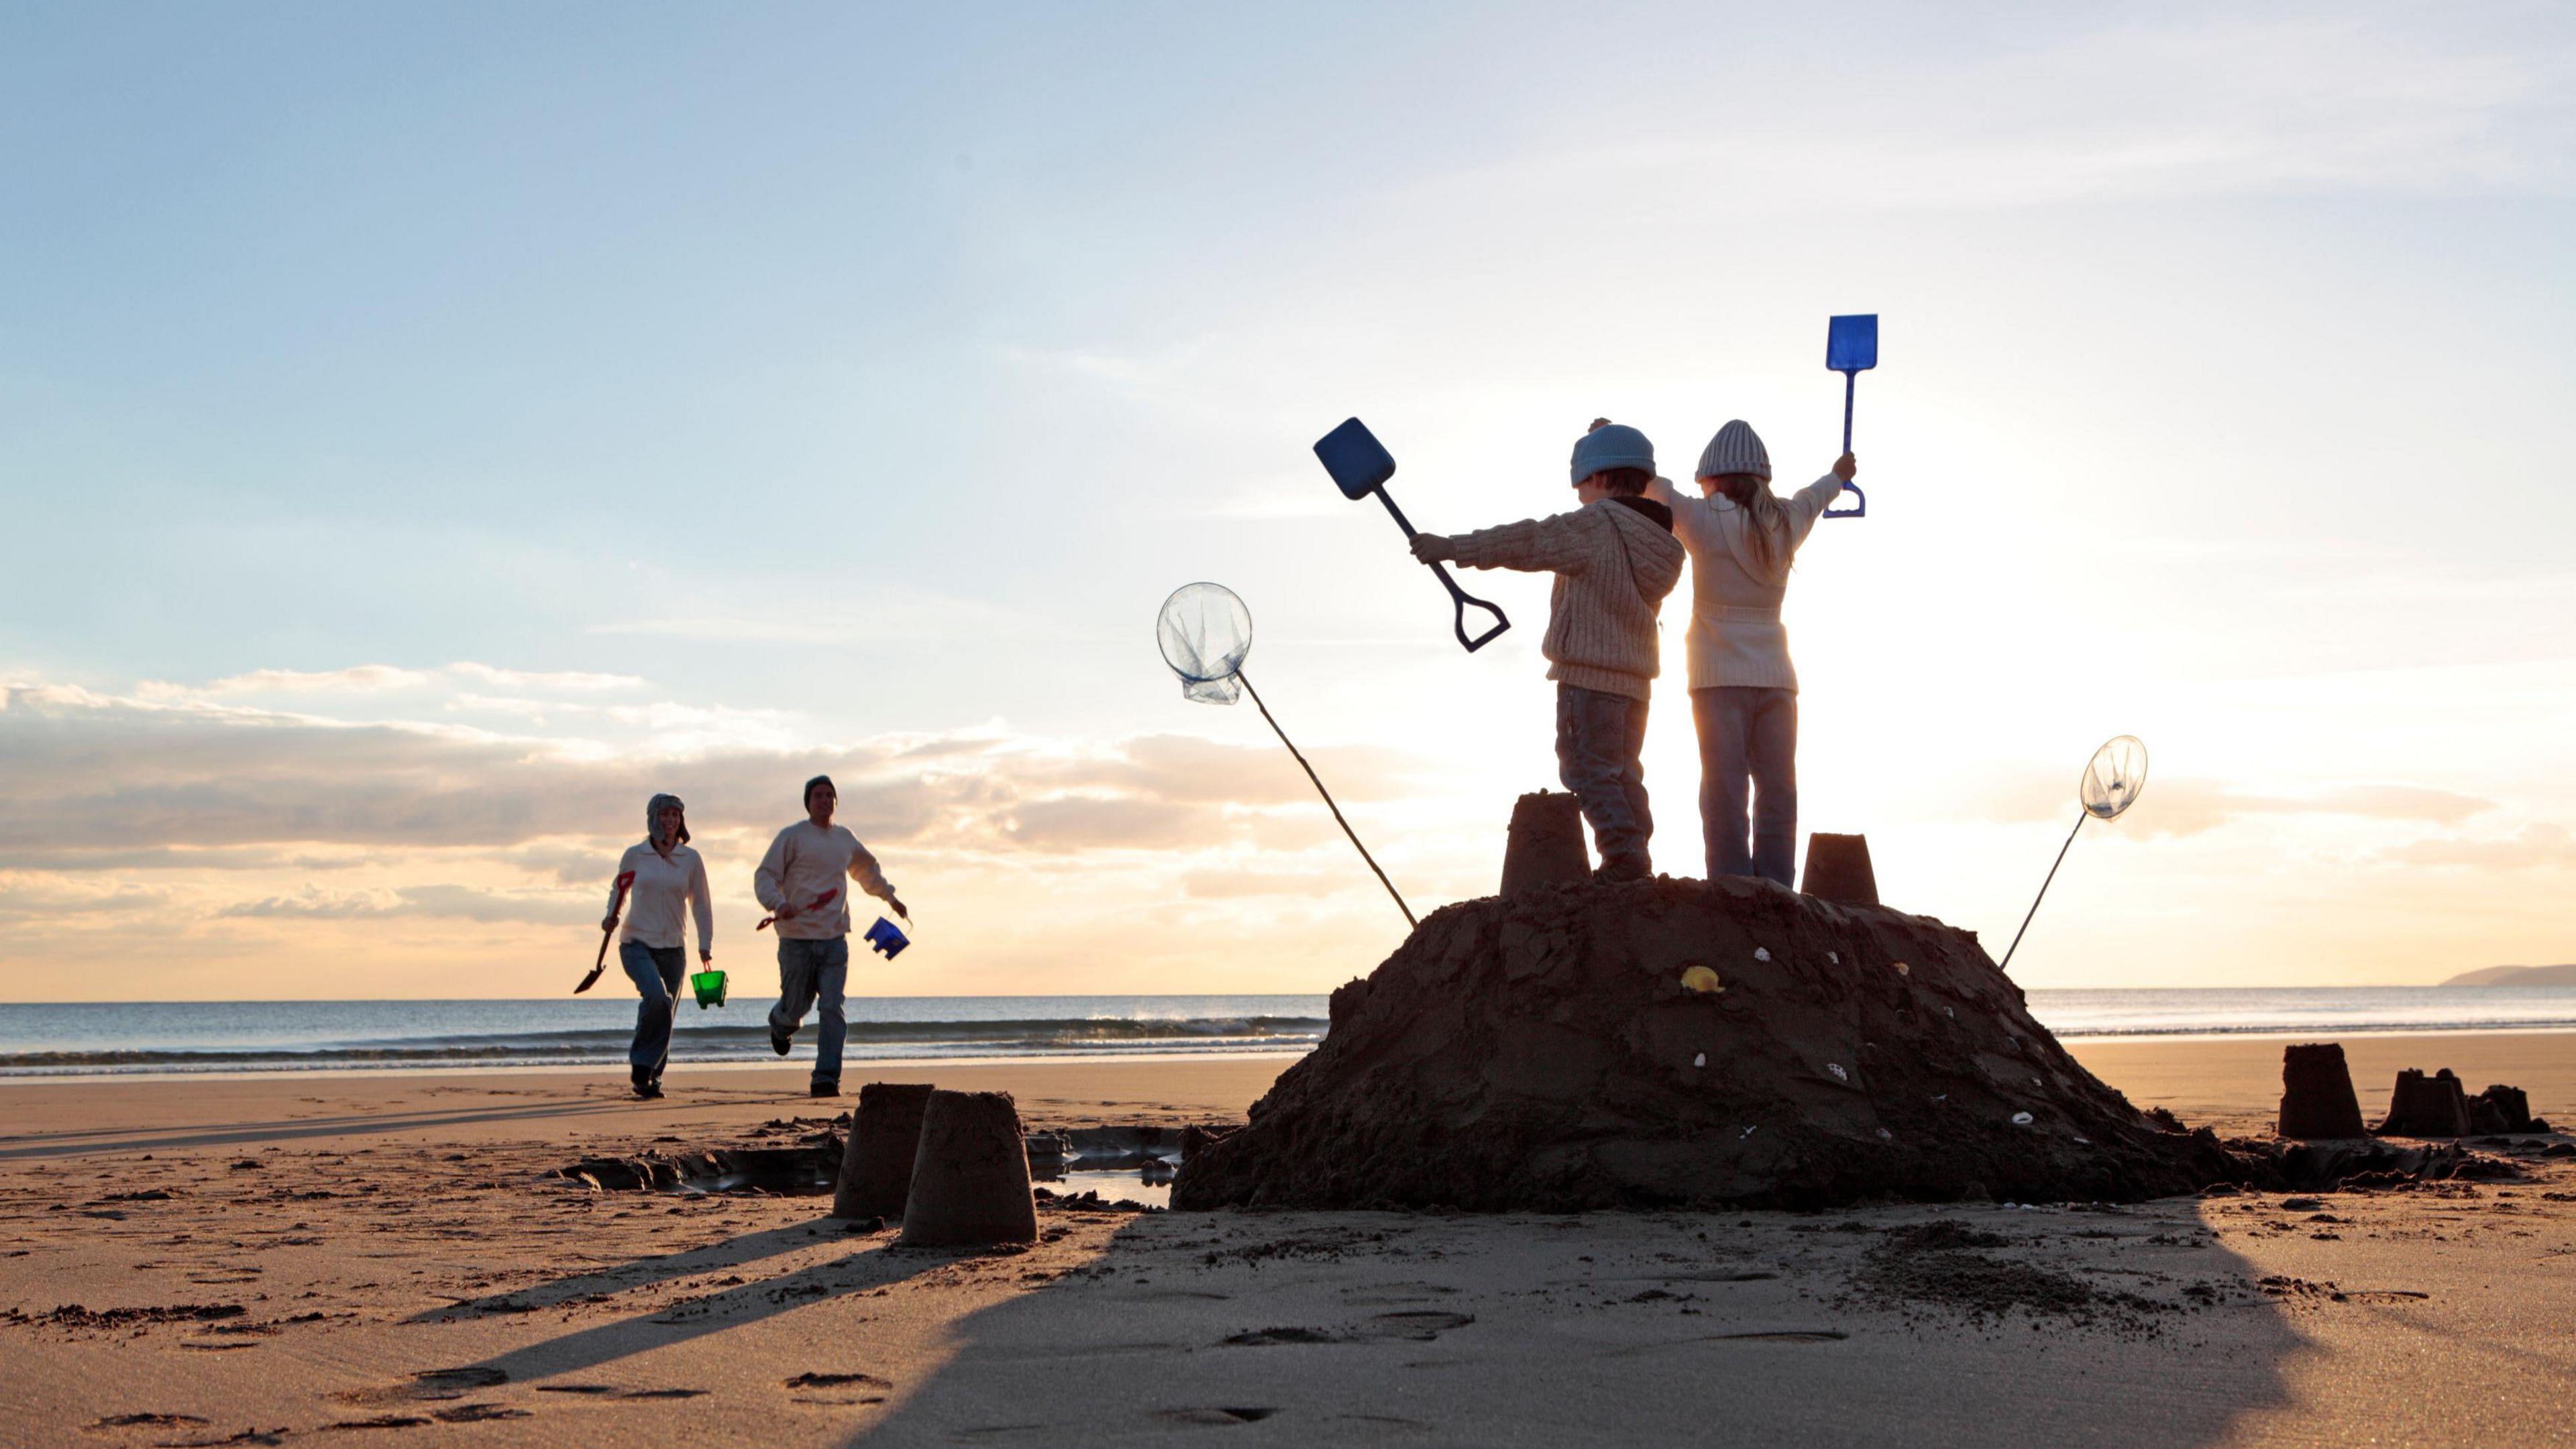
left=1373, top=490, right=1511, bottom=651
left=1823, top=371, right=1866, bottom=519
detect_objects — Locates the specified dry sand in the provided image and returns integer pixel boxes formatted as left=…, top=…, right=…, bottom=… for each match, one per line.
left=1, top=1038, right=2570, bottom=1447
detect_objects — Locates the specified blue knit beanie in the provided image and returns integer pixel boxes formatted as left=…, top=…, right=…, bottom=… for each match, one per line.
left=1570, top=421, right=1654, bottom=483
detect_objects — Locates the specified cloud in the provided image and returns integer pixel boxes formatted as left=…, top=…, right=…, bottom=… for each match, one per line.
left=136, top=662, right=647, bottom=704
left=217, top=884, right=597, bottom=926
left=2376, top=822, right=2576, bottom=871
left=0, top=875, right=173, bottom=920
left=999, top=797, right=1228, bottom=853
left=1943, top=771, right=2498, bottom=838
left=0, top=674, right=1433, bottom=870
left=1182, top=867, right=1348, bottom=900
left=157, top=665, right=433, bottom=698
left=0, top=847, right=361, bottom=872
left=445, top=664, right=643, bottom=692
left=2127, top=781, right=2499, bottom=839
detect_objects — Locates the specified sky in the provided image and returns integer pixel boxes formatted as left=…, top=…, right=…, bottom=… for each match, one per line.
left=3, top=2, right=2572, bottom=1001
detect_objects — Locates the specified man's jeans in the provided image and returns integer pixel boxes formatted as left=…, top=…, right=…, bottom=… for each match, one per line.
left=770, top=936, right=851, bottom=1087
left=620, top=942, right=686, bottom=1086
left=1556, top=683, right=1653, bottom=869
left=1692, top=686, right=1798, bottom=888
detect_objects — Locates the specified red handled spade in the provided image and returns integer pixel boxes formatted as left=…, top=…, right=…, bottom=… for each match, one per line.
left=574, top=870, right=637, bottom=995
left=757, top=887, right=840, bottom=932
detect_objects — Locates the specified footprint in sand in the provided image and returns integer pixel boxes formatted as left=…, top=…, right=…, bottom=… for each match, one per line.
left=86, top=1413, right=210, bottom=1431
left=1154, top=1407, right=1278, bottom=1425
left=782, top=1371, right=892, bottom=1407
left=1223, top=1312, right=1474, bottom=1346
left=328, top=1366, right=507, bottom=1407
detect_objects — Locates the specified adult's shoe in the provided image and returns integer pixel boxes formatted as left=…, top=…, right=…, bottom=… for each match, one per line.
left=632, top=1081, right=665, bottom=1101
left=1597, top=855, right=1650, bottom=884
left=809, top=1081, right=840, bottom=1099
left=771, top=1031, right=792, bottom=1057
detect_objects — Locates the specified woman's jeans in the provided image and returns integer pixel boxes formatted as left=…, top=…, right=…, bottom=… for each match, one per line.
left=1692, top=686, right=1797, bottom=888
left=619, top=942, right=686, bottom=1086
left=1556, top=684, right=1653, bottom=869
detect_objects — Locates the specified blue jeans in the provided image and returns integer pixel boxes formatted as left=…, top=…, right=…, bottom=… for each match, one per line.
left=620, top=942, right=686, bottom=1086
left=1555, top=684, right=1653, bottom=869
left=1693, top=686, right=1797, bottom=888
left=770, top=936, right=850, bottom=1087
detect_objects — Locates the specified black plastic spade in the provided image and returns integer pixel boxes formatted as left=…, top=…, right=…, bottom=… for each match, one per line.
left=1313, top=418, right=1510, bottom=652
left=1825, top=314, right=1875, bottom=519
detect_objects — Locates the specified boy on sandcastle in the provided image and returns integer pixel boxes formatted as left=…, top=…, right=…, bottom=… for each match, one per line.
left=1409, top=421, right=1686, bottom=881
left=755, top=774, right=908, bottom=1098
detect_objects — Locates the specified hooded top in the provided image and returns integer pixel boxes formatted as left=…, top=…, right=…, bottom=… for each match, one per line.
left=1440, top=496, right=1685, bottom=700
left=1644, top=471, right=1845, bottom=691
left=647, top=792, right=690, bottom=849
left=611, top=807, right=713, bottom=959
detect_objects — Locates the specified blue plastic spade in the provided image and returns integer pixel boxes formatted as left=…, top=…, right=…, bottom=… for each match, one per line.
left=1314, top=418, right=1510, bottom=652
left=1825, top=314, right=1876, bottom=519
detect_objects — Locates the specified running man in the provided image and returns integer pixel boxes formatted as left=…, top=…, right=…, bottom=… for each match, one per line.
left=753, top=774, right=906, bottom=1097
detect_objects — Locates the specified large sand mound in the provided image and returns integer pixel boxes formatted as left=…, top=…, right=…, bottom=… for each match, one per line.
left=1176, top=876, right=2239, bottom=1211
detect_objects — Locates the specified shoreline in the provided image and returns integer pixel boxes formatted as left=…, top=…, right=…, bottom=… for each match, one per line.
left=2, top=1022, right=2571, bottom=1087
left=1, top=1034, right=2565, bottom=1144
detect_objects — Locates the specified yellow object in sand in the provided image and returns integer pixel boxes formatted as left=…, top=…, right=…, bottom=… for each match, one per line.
left=1680, top=965, right=1723, bottom=994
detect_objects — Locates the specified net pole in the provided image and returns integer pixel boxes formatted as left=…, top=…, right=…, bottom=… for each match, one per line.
left=1997, top=809, right=2087, bottom=973
left=1235, top=669, right=1417, bottom=928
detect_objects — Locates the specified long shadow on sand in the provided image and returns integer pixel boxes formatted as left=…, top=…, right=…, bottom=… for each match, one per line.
left=445, top=1221, right=950, bottom=1385
left=405, top=1216, right=865, bottom=1324
left=848, top=1202, right=2312, bottom=1449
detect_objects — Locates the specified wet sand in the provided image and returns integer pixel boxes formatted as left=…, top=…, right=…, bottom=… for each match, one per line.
left=1, top=1037, right=2570, bottom=1446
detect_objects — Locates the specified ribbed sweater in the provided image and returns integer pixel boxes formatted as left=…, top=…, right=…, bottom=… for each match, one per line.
left=1444, top=498, right=1685, bottom=700
left=753, top=822, right=896, bottom=941
left=1644, top=472, right=1845, bottom=691
left=610, top=842, right=713, bottom=956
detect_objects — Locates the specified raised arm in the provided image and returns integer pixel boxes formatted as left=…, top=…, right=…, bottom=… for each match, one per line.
left=1780, top=455, right=1856, bottom=544
left=1422, top=511, right=1595, bottom=574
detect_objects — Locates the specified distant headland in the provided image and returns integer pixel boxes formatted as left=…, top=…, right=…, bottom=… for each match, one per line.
left=2443, top=963, right=2576, bottom=987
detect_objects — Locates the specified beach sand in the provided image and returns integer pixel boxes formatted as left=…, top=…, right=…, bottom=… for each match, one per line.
left=1, top=1036, right=2569, bottom=1446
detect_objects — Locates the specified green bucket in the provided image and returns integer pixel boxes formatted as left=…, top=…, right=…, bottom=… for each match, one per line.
left=689, top=968, right=728, bottom=1009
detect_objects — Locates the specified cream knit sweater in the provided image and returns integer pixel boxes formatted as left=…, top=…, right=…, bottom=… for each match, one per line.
left=1443, top=498, right=1686, bottom=700
left=610, top=842, right=714, bottom=956
left=753, top=822, right=896, bottom=941
left=1644, top=472, right=1845, bottom=691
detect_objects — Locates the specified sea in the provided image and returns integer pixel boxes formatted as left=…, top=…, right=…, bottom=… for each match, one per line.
left=0, top=988, right=2569, bottom=1081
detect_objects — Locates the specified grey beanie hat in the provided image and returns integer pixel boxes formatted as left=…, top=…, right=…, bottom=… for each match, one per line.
left=647, top=792, right=690, bottom=847
left=1697, top=419, right=1770, bottom=480
left=1570, top=421, right=1655, bottom=483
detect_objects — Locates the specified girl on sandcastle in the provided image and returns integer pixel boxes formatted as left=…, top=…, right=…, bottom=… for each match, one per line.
left=602, top=793, right=714, bottom=1100
left=1646, top=422, right=1856, bottom=888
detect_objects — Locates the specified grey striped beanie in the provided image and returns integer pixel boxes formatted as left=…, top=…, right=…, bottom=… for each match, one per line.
left=1696, top=420, right=1770, bottom=480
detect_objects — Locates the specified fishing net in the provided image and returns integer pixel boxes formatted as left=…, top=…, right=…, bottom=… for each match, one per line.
left=1157, top=582, right=1253, bottom=705
left=2080, top=735, right=2149, bottom=820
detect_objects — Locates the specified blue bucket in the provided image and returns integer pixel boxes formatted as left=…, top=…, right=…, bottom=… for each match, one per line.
left=863, top=916, right=910, bottom=960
